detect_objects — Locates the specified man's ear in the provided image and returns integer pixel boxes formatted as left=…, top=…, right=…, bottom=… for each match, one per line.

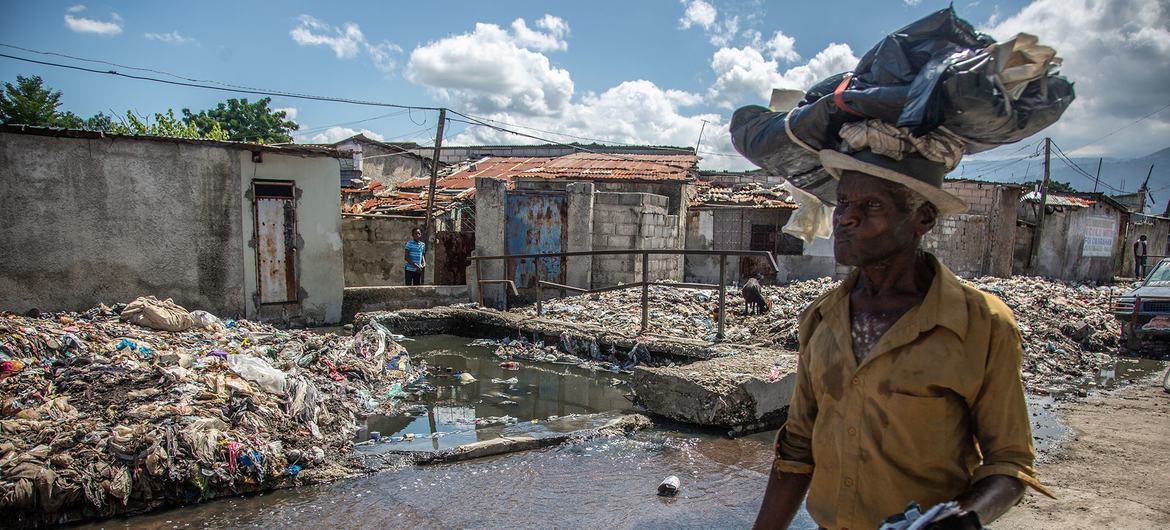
left=913, top=204, right=938, bottom=237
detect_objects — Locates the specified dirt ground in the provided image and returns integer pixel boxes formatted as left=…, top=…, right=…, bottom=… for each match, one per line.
left=998, top=380, right=1170, bottom=529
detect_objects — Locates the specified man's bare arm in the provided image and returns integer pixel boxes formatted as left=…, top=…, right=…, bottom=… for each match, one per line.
left=753, top=468, right=811, bottom=529
left=952, top=475, right=1025, bottom=526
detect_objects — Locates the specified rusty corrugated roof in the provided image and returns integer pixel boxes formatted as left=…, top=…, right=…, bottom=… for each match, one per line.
left=398, top=156, right=556, bottom=189
left=1022, top=191, right=1096, bottom=208
left=398, top=152, right=697, bottom=190
left=525, top=152, right=696, bottom=181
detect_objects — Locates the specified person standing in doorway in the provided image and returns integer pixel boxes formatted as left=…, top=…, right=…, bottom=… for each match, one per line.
left=1134, top=235, right=1149, bottom=279
left=404, top=227, right=426, bottom=285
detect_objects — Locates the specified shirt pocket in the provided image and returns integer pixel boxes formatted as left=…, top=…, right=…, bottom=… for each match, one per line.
left=879, top=392, right=966, bottom=483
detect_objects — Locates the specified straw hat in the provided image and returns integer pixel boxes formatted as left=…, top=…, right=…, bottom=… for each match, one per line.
left=819, top=149, right=968, bottom=217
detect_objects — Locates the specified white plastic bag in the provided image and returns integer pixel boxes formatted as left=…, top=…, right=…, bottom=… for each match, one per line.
left=781, top=182, right=834, bottom=244
left=226, top=354, right=287, bottom=394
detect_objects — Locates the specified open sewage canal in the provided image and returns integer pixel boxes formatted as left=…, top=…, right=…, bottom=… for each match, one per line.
left=71, top=332, right=1165, bottom=529
left=77, top=334, right=821, bottom=529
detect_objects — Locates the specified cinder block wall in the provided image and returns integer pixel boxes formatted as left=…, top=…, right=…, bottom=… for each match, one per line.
left=590, top=192, right=680, bottom=288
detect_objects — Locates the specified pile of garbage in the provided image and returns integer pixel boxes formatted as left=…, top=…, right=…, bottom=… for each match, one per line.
left=521, top=276, right=1121, bottom=392
left=0, top=297, right=419, bottom=525
left=469, top=332, right=658, bottom=373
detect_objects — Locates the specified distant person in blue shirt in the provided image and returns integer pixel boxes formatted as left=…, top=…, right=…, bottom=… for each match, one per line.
left=404, top=227, right=426, bottom=285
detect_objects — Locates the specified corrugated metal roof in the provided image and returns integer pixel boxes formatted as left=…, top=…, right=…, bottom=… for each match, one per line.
left=524, top=152, right=696, bottom=181
left=1021, top=191, right=1096, bottom=208
left=398, top=156, right=556, bottom=189
left=398, top=152, right=697, bottom=190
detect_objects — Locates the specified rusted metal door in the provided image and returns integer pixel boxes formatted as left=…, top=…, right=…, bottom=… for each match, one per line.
left=254, top=182, right=298, bottom=304
left=505, top=192, right=567, bottom=289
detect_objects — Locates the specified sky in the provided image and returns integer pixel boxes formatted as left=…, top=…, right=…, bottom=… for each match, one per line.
left=1, top=0, right=1168, bottom=172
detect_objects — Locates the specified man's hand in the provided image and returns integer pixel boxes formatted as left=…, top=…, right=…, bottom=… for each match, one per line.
left=925, top=510, right=982, bottom=530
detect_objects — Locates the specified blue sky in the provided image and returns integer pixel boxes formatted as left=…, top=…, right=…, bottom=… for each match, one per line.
left=1, top=0, right=1167, bottom=172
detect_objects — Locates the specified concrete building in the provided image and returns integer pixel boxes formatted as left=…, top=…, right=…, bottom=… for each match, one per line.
left=1016, top=191, right=1128, bottom=282
left=0, top=126, right=345, bottom=324
left=471, top=152, right=697, bottom=307
left=922, top=179, right=1023, bottom=278
left=331, top=134, right=434, bottom=189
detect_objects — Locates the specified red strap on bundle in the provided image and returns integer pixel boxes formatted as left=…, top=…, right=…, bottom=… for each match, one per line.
left=833, top=73, right=866, bottom=117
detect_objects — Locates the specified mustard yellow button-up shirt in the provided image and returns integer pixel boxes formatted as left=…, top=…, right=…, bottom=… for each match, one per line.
left=774, top=254, right=1052, bottom=530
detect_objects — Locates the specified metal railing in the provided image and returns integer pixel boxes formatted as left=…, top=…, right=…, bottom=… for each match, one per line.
left=471, top=249, right=779, bottom=340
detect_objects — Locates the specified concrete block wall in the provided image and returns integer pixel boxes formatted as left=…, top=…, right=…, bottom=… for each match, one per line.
left=590, top=191, right=680, bottom=288
left=922, top=214, right=989, bottom=278
left=943, top=181, right=999, bottom=216
left=341, top=216, right=427, bottom=287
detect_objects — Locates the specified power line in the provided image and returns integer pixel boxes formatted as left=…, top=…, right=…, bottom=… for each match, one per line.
left=1065, top=102, right=1170, bottom=155
left=447, top=112, right=696, bottom=173
left=0, top=51, right=443, bottom=111
left=1051, top=140, right=1125, bottom=193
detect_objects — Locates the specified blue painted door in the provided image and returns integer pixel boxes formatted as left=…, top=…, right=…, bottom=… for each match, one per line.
left=505, top=192, right=567, bottom=289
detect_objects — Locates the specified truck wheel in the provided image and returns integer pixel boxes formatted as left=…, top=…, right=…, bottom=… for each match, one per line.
left=1124, top=323, right=1143, bottom=351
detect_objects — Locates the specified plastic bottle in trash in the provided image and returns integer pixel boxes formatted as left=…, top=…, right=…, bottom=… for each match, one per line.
left=658, top=475, right=681, bottom=496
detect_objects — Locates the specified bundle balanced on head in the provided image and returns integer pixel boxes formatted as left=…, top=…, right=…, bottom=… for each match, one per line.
left=730, top=7, right=1073, bottom=530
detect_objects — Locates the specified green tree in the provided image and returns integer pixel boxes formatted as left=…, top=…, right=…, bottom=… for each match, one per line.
left=111, top=109, right=229, bottom=140
left=182, top=97, right=298, bottom=143
left=1022, top=179, right=1078, bottom=194
left=0, top=75, right=66, bottom=126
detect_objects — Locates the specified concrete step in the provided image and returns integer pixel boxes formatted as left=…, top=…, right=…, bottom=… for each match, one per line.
left=630, top=351, right=798, bottom=430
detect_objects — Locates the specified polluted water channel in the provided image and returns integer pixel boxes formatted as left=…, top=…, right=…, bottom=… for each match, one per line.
left=80, top=332, right=822, bottom=529
left=69, top=335, right=1137, bottom=529
left=354, top=334, right=636, bottom=452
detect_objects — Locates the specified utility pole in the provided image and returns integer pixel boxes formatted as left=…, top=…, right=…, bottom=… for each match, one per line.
left=1092, top=157, right=1102, bottom=192
left=1139, top=164, right=1154, bottom=213
left=422, top=108, right=447, bottom=251
left=1029, top=137, right=1051, bottom=272
left=694, top=119, right=709, bottom=154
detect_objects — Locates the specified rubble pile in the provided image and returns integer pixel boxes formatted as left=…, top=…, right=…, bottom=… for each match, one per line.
left=967, top=276, right=1119, bottom=390
left=522, top=275, right=1122, bottom=391
left=469, top=332, right=659, bottom=373
left=0, top=303, right=418, bottom=525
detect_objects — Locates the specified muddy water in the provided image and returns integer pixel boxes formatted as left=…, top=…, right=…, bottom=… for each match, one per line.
left=355, top=334, right=633, bottom=452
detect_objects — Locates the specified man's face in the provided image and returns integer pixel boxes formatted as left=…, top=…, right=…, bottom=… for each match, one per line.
left=413, top=230, right=422, bottom=241
left=832, top=171, right=927, bottom=267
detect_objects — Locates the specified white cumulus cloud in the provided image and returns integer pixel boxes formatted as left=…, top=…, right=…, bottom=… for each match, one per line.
left=679, top=0, right=717, bottom=30
left=290, top=15, right=404, bottom=74
left=511, top=14, right=570, bottom=51
left=304, top=126, right=385, bottom=144
left=273, top=107, right=298, bottom=120
left=406, top=21, right=574, bottom=116
left=982, top=0, right=1170, bottom=157
left=144, top=31, right=195, bottom=45
left=764, top=30, right=799, bottom=62
left=63, top=6, right=122, bottom=36
left=707, top=42, right=858, bottom=108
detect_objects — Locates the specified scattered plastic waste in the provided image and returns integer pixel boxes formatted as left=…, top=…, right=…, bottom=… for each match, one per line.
left=657, top=475, right=681, bottom=497
left=491, top=377, right=519, bottom=384
left=0, top=303, right=422, bottom=521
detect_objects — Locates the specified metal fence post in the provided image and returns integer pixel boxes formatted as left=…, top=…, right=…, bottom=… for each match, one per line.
left=717, top=254, right=726, bottom=341
left=536, top=257, right=544, bottom=316
left=641, top=251, right=649, bottom=334
left=475, top=257, right=484, bottom=307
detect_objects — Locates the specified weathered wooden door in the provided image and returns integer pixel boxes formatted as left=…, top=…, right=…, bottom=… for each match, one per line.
left=254, top=182, right=298, bottom=304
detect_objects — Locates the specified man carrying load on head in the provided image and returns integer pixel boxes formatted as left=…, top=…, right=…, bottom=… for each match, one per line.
left=753, top=123, right=1053, bottom=530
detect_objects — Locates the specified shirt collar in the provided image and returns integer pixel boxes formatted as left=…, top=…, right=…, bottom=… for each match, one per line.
left=815, top=252, right=969, bottom=341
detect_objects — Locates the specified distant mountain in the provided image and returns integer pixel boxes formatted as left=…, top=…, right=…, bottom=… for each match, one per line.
left=950, top=145, right=1170, bottom=212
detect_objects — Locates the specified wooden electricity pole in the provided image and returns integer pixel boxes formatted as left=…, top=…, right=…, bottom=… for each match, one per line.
left=1028, top=137, right=1052, bottom=271
left=422, top=108, right=447, bottom=248
left=1092, top=157, right=1102, bottom=192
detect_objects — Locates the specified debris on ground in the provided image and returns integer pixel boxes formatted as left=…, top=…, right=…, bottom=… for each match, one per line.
left=520, top=275, right=1122, bottom=393
left=469, top=334, right=662, bottom=373
left=0, top=304, right=420, bottom=526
